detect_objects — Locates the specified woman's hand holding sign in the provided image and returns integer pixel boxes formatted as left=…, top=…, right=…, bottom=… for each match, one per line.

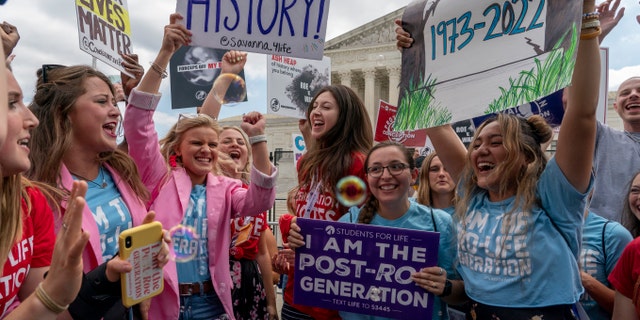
left=287, top=217, right=305, bottom=249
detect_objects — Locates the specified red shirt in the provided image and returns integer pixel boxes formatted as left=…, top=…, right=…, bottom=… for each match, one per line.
left=229, top=211, right=268, bottom=261
left=0, top=187, right=55, bottom=317
left=280, top=152, right=366, bottom=320
left=608, top=237, right=640, bottom=317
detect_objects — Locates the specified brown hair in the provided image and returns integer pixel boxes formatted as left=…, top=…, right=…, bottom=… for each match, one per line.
left=416, top=152, right=455, bottom=207
left=28, top=65, right=148, bottom=201
left=297, top=85, right=373, bottom=199
left=621, top=171, right=640, bottom=238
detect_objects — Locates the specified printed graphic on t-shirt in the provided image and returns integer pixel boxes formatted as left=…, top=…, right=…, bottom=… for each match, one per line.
left=457, top=210, right=532, bottom=280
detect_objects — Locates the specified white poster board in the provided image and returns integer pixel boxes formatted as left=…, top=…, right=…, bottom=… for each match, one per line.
left=396, top=0, right=581, bottom=130
left=175, top=0, right=330, bottom=60
left=267, top=55, right=331, bottom=118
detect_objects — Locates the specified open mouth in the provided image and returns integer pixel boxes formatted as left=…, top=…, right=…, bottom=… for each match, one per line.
left=195, top=157, right=212, bottom=163
left=477, top=162, right=495, bottom=173
left=103, top=122, right=117, bottom=136
left=229, top=150, right=241, bottom=160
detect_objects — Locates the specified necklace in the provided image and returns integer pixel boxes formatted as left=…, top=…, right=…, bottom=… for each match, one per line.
left=70, top=167, right=107, bottom=189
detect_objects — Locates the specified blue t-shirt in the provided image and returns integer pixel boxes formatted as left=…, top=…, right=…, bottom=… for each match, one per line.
left=338, top=201, right=458, bottom=320
left=579, top=211, right=633, bottom=320
left=174, top=184, right=212, bottom=283
left=82, top=167, right=133, bottom=261
left=456, top=157, right=590, bottom=308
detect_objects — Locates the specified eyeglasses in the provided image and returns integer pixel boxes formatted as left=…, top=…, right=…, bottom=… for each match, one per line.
left=366, top=163, right=410, bottom=178
left=41, top=64, right=65, bottom=84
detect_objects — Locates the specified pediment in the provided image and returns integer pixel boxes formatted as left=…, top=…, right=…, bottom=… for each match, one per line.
left=325, top=7, right=405, bottom=51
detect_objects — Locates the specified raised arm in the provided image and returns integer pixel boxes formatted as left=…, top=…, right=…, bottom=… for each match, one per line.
left=424, top=125, right=467, bottom=184
left=136, top=13, right=191, bottom=95
left=199, top=50, right=247, bottom=119
left=555, top=0, right=600, bottom=193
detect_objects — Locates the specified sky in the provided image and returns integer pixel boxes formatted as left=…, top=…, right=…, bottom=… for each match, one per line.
left=2, top=0, right=640, bottom=136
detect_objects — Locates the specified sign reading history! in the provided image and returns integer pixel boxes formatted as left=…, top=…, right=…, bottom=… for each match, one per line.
left=175, top=0, right=331, bottom=60
left=294, top=218, right=440, bottom=319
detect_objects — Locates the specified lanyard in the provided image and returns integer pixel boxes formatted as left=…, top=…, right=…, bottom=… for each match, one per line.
left=303, top=175, right=322, bottom=219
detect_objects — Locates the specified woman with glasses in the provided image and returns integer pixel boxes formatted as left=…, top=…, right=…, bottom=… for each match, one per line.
left=277, top=83, right=373, bottom=320
left=28, top=56, right=168, bottom=319
left=123, top=13, right=277, bottom=320
left=334, top=141, right=462, bottom=320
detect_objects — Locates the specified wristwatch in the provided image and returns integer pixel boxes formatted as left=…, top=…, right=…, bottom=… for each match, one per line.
left=438, top=280, right=452, bottom=297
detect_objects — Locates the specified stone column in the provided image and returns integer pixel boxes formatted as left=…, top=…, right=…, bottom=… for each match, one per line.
left=338, top=70, right=352, bottom=88
left=362, top=67, right=377, bottom=127
left=387, top=66, right=401, bottom=106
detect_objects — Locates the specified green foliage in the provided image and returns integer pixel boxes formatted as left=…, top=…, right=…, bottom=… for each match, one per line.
left=485, top=24, right=578, bottom=114
left=394, top=74, right=452, bottom=131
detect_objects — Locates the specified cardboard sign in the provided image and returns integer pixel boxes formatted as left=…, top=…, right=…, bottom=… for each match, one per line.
left=267, top=55, right=331, bottom=118
left=75, top=0, right=133, bottom=76
left=175, top=0, right=331, bottom=60
left=294, top=218, right=440, bottom=319
left=396, top=0, right=581, bottom=130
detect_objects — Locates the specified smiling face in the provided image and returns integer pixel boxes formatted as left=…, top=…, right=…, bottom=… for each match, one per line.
left=67, top=77, right=120, bottom=154
left=628, top=173, right=640, bottom=222
left=615, top=77, right=640, bottom=131
left=470, top=121, right=523, bottom=200
left=427, top=155, right=455, bottom=196
left=175, top=126, right=219, bottom=185
left=309, top=91, right=339, bottom=140
left=366, top=145, right=418, bottom=206
left=1, top=70, right=39, bottom=176
left=218, top=127, right=249, bottom=173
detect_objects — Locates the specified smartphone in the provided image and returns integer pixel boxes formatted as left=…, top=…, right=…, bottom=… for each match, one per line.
left=118, top=221, right=164, bottom=307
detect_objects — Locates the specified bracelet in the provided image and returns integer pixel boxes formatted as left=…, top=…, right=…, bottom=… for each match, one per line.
left=149, top=62, right=168, bottom=79
left=249, top=134, right=267, bottom=145
left=580, top=26, right=601, bottom=40
left=581, top=19, right=600, bottom=30
left=35, top=282, right=69, bottom=314
left=582, top=11, right=600, bottom=20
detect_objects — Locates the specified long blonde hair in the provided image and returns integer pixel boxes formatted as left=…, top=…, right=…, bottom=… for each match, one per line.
left=28, top=65, right=148, bottom=201
left=416, top=152, right=455, bottom=207
left=217, top=126, right=251, bottom=184
left=455, top=113, right=552, bottom=226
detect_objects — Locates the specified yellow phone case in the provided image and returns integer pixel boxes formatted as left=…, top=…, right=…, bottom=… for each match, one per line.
left=118, top=221, right=164, bottom=307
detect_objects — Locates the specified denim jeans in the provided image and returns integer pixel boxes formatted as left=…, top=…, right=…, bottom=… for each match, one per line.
left=179, top=292, right=227, bottom=320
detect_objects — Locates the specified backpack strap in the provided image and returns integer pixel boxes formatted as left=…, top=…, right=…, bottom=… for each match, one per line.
left=601, top=220, right=610, bottom=268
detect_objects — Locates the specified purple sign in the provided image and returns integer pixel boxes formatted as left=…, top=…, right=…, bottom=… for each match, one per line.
left=294, top=218, right=440, bottom=319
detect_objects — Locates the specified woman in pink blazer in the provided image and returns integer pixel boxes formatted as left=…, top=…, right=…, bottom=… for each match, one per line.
left=123, top=13, right=277, bottom=320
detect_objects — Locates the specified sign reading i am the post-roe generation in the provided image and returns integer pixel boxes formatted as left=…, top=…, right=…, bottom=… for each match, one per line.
left=175, top=0, right=330, bottom=60
left=294, top=218, right=440, bottom=319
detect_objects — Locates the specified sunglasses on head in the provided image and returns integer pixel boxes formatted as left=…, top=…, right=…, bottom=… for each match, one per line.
left=41, top=64, right=65, bottom=84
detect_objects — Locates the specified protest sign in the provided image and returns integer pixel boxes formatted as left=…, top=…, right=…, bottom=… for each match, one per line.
left=169, top=45, right=247, bottom=109
left=294, top=218, right=440, bottom=319
left=75, top=0, right=133, bottom=76
left=395, top=0, right=581, bottom=130
left=267, top=55, right=330, bottom=118
left=175, top=0, right=330, bottom=60
left=374, top=100, right=428, bottom=147
left=293, top=133, right=306, bottom=167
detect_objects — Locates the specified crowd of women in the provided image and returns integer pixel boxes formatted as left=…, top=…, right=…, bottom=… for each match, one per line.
left=0, top=0, right=640, bottom=319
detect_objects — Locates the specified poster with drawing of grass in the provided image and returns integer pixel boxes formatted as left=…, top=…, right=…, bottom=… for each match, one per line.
left=395, top=0, right=581, bottom=131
